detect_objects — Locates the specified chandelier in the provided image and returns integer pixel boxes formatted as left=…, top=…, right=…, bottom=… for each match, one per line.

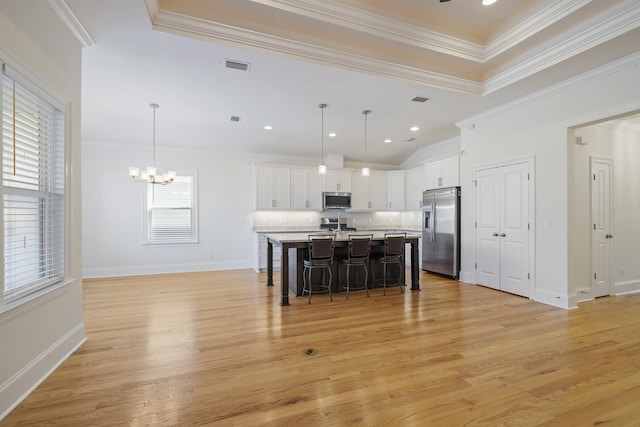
left=128, top=103, right=176, bottom=185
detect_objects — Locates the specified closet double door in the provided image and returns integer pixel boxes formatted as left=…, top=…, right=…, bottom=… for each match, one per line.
left=475, top=161, right=530, bottom=297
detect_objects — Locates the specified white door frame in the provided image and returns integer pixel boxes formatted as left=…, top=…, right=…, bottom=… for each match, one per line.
left=472, top=155, right=536, bottom=297
left=590, top=156, right=613, bottom=297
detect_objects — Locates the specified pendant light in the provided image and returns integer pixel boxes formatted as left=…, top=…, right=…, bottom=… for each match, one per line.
left=318, top=103, right=327, bottom=175
left=128, top=103, right=176, bottom=185
left=361, top=109, right=371, bottom=177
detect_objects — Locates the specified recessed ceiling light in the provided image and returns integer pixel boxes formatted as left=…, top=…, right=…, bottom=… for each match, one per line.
left=482, top=0, right=497, bottom=5
left=410, top=126, right=419, bottom=132
left=384, top=139, right=392, bottom=144
left=263, top=125, right=272, bottom=130
left=328, top=132, right=336, bottom=138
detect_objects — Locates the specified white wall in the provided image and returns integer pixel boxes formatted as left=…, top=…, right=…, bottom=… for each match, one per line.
left=571, top=122, right=640, bottom=299
left=0, top=2, right=84, bottom=420
left=82, top=143, right=258, bottom=277
left=458, top=53, right=640, bottom=309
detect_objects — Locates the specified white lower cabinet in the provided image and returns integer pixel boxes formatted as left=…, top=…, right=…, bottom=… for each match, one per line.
left=255, top=233, right=281, bottom=272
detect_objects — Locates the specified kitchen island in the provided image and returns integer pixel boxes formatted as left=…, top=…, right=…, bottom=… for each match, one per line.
left=265, top=232, right=421, bottom=306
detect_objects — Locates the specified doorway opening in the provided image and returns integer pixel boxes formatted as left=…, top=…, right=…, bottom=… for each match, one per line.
left=569, top=110, right=640, bottom=303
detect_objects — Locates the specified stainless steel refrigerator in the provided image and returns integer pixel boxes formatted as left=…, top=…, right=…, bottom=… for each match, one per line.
left=422, top=186, right=460, bottom=279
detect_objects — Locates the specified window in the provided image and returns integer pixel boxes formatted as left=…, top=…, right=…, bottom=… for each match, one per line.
left=144, top=174, right=197, bottom=244
left=1, top=65, right=65, bottom=303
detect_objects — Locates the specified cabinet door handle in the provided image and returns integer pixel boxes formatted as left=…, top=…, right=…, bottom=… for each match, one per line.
left=272, top=199, right=276, bottom=208
left=389, top=201, right=391, bottom=209
left=438, top=177, right=442, bottom=186
left=499, top=233, right=506, bottom=237
left=368, top=201, right=372, bottom=209
left=337, top=183, right=341, bottom=191
left=305, top=200, right=309, bottom=208
left=492, top=232, right=499, bottom=237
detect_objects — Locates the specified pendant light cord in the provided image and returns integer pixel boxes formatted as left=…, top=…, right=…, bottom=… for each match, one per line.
left=151, top=103, right=158, bottom=167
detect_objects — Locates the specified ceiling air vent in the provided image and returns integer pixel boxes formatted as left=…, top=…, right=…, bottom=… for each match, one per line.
left=411, top=96, right=429, bottom=103
left=224, top=59, right=250, bottom=71
left=230, top=116, right=241, bottom=122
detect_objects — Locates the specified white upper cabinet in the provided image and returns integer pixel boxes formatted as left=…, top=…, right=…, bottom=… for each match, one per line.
left=405, top=166, right=425, bottom=210
left=351, top=171, right=387, bottom=211
left=323, top=170, right=352, bottom=192
left=291, top=168, right=323, bottom=210
left=425, top=155, right=459, bottom=190
left=387, top=170, right=405, bottom=211
left=255, top=166, right=291, bottom=210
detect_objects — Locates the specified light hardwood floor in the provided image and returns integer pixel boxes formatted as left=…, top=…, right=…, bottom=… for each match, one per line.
left=4, top=270, right=640, bottom=426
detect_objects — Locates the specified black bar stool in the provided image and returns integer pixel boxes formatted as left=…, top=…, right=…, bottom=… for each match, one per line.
left=302, top=234, right=335, bottom=304
left=339, top=234, right=373, bottom=299
left=374, top=232, right=406, bottom=295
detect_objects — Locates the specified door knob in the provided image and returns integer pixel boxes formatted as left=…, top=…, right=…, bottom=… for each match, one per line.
left=499, top=233, right=506, bottom=237
left=606, top=233, right=613, bottom=238
left=492, top=232, right=499, bottom=237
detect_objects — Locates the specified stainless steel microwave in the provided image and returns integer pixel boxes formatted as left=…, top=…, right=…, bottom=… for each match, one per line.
left=323, top=192, right=351, bottom=209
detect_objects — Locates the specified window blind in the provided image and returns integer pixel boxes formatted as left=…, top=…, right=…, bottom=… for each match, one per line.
left=145, top=175, right=196, bottom=243
left=2, top=71, right=65, bottom=300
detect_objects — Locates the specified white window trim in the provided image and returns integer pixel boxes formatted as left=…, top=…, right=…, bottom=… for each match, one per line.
left=0, top=50, right=70, bottom=310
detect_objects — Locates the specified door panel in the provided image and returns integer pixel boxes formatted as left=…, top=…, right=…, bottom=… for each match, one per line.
left=500, top=163, right=529, bottom=297
left=475, top=169, right=500, bottom=289
left=477, top=238, right=500, bottom=289
left=591, top=158, right=612, bottom=297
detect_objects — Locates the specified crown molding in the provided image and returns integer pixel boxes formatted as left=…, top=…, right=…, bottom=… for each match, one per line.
left=483, top=0, right=640, bottom=95
left=484, top=0, right=591, bottom=61
left=144, top=0, right=639, bottom=97
left=47, top=0, right=95, bottom=47
left=147, top=5, right=482, bottom=95
left=457, top=50, right=640, bottom=129
left=250, top=0, right=484, bottom=62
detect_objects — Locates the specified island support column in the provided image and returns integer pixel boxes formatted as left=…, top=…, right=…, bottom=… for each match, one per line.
left=267, top=240, right=273, bottom=286
left=410, top=239, right=420, bottom=291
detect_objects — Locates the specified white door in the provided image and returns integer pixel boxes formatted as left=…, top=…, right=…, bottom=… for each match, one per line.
left=499, top=163, right=530, bottom=296
left=475, top=161, right=530, bottom=297
left=475, top=168, right=501, bottom=289
left=591, top=158, right=612, bottom=298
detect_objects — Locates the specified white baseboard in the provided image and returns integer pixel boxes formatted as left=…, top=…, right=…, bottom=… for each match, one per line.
left=83, top=260, right=252, bottom=279
left=534, top=288, right=573, bottom=309
left=614, top=279, right=640, bottom=295
left=458, top=270, right=474, bottom=284
left=0, top=322, right=86, bottom=421
left=574, top=286, right=593, bottom=304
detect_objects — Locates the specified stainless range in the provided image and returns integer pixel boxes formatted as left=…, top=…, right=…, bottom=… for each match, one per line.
left=319, top=217, right=356, bottom=232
